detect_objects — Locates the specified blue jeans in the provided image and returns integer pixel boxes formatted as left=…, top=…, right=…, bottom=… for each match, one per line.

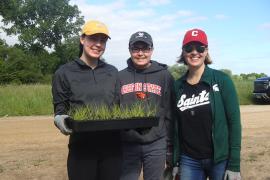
left=120, top=137, right=166, bottom=180
left=180, top=154, right=227, bottom=180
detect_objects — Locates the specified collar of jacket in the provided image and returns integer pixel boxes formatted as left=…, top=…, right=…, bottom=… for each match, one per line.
left=75, top=58, right=106, bottom=68
left=180, top=65, right=213, bottom=86
left=126, top=58, right=167, bottom=73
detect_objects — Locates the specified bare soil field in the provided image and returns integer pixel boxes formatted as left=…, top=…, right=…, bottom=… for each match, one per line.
left=0, top=105, right=270, bottom=180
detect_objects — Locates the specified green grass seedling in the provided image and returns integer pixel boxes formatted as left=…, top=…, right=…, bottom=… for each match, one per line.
left=69, top=102, right=157, bottom=121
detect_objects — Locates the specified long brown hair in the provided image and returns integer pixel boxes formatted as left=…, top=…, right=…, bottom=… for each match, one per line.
left=78, top=34, right=86, bottom=57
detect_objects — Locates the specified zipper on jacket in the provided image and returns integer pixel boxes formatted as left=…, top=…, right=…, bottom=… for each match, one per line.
left=210, top=84, right=216, bottom=162
left=91, top=69, right=97, bottom=83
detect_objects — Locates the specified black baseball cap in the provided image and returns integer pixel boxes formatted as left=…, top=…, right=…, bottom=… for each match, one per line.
left=129, top=31, right=153, bottom=47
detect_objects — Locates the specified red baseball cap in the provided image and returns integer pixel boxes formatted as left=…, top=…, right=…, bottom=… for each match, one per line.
left=182, top=28, right=208, bottom=46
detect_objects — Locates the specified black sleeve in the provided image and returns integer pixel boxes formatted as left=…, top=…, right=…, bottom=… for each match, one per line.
left=113, top=71, right=120, bottom=106
left=163, top=71, right=175, bottom=145
left=51, top=69, right=70, bottom=115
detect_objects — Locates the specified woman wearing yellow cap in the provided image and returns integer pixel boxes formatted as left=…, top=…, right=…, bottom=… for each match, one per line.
left=52, top=20, right=122, bottom=180
left=172, top=29, right=242, bottom=180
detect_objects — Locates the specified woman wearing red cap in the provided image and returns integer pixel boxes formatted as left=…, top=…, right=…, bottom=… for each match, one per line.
left=52, top=20, right=122, bottom=180
left=172, top=29, right=242, bottom=180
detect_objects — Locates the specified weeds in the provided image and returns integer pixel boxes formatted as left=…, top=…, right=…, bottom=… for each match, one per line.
left=0, top=84, right=52, bottom=116
left=246, top=153, right=258, bottom=162
left=0, top=164, right=3, bottom=173
left=233, top=79, right=253, bottom=105
left=32, top=159, right=46, bottom=167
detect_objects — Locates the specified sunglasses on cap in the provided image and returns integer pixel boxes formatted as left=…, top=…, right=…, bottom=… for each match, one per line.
left=183, top=44, right=207, bottom=53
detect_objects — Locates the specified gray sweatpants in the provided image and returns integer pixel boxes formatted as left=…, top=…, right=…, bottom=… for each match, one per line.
left=120, top=137, right=166, bottom=180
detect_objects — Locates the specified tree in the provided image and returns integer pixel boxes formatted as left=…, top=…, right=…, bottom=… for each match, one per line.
left=220, top=69, right=232, bottom=77
left=53, top=35, right=80, bottom=67
left=239, top=73, right=268, bottom=80
left=0, top=44, right=43, bottom=84
left=0, top=0, right=84, bottom=52
left=168, top=64, right=187, bottom=80
left=0, top=39, right=7, bottom=46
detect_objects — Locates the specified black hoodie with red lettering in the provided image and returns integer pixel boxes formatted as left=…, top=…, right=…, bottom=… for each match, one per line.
left=119, top=58, right=174, bottom=144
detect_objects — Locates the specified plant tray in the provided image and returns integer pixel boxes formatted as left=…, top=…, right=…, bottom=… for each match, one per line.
left=66, top=116, right=159, bottom=132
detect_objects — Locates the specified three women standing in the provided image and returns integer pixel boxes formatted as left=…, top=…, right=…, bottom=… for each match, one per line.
left=52, top=21, right=242, bottom=180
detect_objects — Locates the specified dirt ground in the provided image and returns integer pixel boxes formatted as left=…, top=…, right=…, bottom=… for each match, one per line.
left=0, top=105, right=270, bottom=180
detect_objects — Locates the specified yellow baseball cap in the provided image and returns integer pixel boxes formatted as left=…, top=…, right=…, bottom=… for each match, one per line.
left=81, top=20, right=110, bottom=38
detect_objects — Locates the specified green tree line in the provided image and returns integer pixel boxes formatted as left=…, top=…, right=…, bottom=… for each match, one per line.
left=0, top=0, right=268, bottom=84
left=168, top=64, right=267, bottom=81
left=0, top=0, right=83, bottom=84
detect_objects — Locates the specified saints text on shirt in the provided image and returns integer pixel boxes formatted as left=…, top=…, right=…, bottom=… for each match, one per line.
left=177, top=90, right=210, bottom=111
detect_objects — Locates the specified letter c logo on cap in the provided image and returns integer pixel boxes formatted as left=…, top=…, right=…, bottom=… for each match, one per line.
left=191, top=30, right=198, bottom=37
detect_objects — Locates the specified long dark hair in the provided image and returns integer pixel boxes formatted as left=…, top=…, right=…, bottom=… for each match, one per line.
left=78, top=34, right=85, bottom=57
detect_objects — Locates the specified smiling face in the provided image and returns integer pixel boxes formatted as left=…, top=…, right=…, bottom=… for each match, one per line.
left=129, top=41, right=153, bottom=69
left=183, top=42, right=208, bottom=69
left=80, top=33, right=108, bottom=60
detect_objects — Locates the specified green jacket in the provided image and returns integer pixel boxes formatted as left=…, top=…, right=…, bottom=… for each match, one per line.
left=173, top=66, right=242, bottom=172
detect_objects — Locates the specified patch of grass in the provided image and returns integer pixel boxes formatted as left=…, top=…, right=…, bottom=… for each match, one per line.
left=246, top=153, right=258, bottom=162
left=233, top=79, right=253, bottom=105
left=32, top=159, right=46, bottom=167
left=0, top=81, right=256, bottom=117
left=258, top=151, right=265, bottom=156
left=69, top=103, right=157, bottom=121
left=0, top=84, right=53, bottom=116
left=0, top=164, right=4, bottom=173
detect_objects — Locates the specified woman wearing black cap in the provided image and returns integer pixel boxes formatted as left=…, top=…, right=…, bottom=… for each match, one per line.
left=119, top=31, right=175, bottom=180
left=172, top=29, right=242, bottom=180
left=52, top=20, right=122, bottom=180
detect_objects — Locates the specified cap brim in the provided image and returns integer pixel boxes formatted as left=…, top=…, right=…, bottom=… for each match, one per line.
left=183, top=40, right=207, bottom=46
left=83, top=32, right=111, bottom=39
left=129, top=40, right=152, bottom=46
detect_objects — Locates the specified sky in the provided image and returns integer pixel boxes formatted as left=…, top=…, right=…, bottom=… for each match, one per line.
left=1, top=0, right=270, bottom=75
